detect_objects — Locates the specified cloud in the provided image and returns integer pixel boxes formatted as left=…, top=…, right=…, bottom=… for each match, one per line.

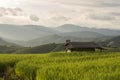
left=0, top=7, right=36, bottom=25
left=51, top=16, right=70, bottom=22
left=0, top=14, right=3, bottom=17
left=30, top=15, right=39, bottom=22
left=99, top=2, right=120, bottom=7
left=47, top=0, right=120, bottom=8
left=89, top=14, right=115, bottom=21
left=0, top=7, right=23, bottom=17
left=0, top=0, right=120, bottom=29
left=110, top=12, right=120, bottom=16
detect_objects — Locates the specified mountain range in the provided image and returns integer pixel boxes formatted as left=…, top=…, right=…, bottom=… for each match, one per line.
left=0, top=24, right=58, bottom=41
left=56, top=24, right=120, bottom=36
left=0, top=24, right=120, bottom=47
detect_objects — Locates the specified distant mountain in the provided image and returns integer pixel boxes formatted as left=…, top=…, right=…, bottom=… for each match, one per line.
left=0, top=24, right=120, bottom=47
left=16, top=34, right=109, bottom=47
left=56, top=24, right=89, bottom=32
left=16, top=30, right=109, bottom=47
left=59, top=31, right=106, bottom=38
left=56, top=24, right=120, bottom=36
left=0, top=24, right=120, bottom=41
left=15, top=35, right=83, bottom=47
left=0, top=24, right=59, bottom=40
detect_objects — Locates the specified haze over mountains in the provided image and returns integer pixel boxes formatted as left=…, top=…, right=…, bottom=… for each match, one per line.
left=0, top=24, right=120, bottom=47
left=0, top=24, right=58, bottom=40
left=0, top=37, right=12, bottom=45
left=56, top=24, right=120, bottom=36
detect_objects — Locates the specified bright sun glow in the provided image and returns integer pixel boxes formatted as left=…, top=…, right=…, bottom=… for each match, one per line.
left=0, top=0, right=23, bottom=8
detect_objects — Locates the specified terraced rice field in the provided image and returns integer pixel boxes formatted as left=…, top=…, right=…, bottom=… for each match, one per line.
left=0, top=52, right=120, bottom=80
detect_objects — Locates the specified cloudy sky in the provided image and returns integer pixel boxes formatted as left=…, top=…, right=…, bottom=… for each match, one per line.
left=0, top=0, right=120, bottom=29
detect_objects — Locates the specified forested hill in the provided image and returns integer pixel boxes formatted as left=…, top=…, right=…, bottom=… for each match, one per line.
left=14, top=43, right=64, bottom=54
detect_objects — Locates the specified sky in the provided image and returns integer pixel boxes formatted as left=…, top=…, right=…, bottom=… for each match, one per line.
left=0, top=0, right=120, bottom=29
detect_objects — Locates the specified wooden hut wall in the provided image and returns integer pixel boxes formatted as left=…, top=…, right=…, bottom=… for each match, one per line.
left=71, top=48, right=95, bottom=52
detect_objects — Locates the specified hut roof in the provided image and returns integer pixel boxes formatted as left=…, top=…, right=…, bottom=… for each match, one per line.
left=69, top=42, right=101, bottom=49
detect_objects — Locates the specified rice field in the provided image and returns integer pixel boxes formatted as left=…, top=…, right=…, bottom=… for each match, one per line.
left=0, top=52, right=120, bottom=80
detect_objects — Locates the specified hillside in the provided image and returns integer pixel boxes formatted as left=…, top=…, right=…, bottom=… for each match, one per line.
left=0, top=37, right=22, bottom=53
left=101, top=36, right=120, bottom=47
left=15, top=43, right=64, bottom=53
left=15, top=35, right=83, bottom=47
left=0, top=37, right=20, bottom=46
left=0, top=45, right=21, bottom=53
left=0, top=38, right=10, bottom=45
left=17, top=34, right=107, bottom=47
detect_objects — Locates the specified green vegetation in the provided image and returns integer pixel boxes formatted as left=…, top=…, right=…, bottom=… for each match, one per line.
left=1, top=35, right=120, bottom=54
left=0, top=45, right=20, bottom=53
left=100, top=36, right=120, bottom=48
left=14, top=43, right=64, bottom=53
left=0, top=52, right=120, bottom=80
left=0, top=43, right=64, bottom=54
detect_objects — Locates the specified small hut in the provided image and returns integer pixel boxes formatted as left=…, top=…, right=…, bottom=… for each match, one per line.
left=64, top=40, right=103, bottom=52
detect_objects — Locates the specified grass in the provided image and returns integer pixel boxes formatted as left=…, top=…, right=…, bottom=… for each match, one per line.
left=0, top=52, right=120, bottom=80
